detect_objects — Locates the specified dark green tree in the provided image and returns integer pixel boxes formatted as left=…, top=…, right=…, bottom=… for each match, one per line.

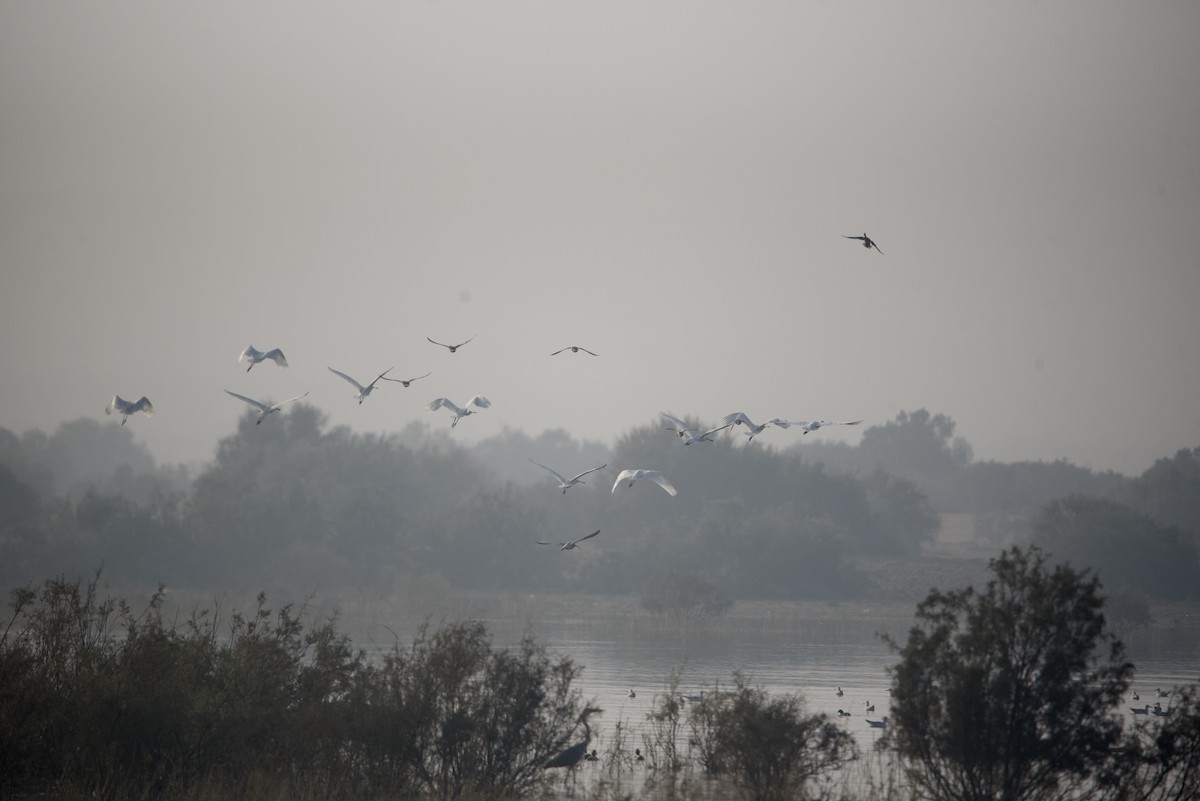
left=886, top=545, right=1133, bottom=801
left=1031, top=495, right=1200, bottom=601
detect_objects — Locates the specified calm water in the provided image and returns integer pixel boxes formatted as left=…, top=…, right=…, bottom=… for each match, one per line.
left=362, top=597, right=1200, bottom=757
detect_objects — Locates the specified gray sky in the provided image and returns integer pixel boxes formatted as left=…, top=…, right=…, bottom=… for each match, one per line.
left=2, top=1, right=1197, bottom=476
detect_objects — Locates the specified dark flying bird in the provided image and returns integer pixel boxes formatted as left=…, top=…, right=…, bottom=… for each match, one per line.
left=843, top=233, right=883, bottom=253
left=380, top=371, right=431, bottom=387
left=427, top=335, right=475, bottom=353
left=551, top=345, right=598, bottom=356
left=537, top=529, right=601, bottom=551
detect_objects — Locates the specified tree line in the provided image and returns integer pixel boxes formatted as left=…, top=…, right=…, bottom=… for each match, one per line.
left=2, top=407, right=1198, bottom=605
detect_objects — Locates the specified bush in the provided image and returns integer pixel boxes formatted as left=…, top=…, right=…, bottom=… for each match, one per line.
left=0, top=571, right=591, bottom=800
left=686, top=674, right=857, bottom=801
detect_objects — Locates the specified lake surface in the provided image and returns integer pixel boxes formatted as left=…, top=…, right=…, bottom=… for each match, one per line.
left=359, top=594, right=1200, bottom=760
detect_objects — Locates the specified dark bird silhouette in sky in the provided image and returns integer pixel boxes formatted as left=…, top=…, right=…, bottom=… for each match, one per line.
left=843, top=233, right=883, bottom=253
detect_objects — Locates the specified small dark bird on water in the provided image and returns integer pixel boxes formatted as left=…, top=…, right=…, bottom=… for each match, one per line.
left=843, top=233, right=883, bottom=253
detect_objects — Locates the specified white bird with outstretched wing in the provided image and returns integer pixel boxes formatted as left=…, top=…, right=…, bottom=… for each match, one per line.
left=612, top=469, right=678, bottom=497
left=530, top=460, right=607, bottom=494
left=224, top=389, right=309, bottom=424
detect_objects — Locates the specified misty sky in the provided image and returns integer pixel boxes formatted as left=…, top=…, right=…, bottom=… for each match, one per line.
left=2, top=1, right=1197, bottom=476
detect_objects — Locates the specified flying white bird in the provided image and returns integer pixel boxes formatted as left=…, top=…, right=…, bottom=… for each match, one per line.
left=769, top=418, right=864, bottom=434
left=661, top=412, right=732, bottom=445
left=843, top=232, right=883, bottom=253
left=427, top=335, right=475, bottom=353
left=612, top=469, right=678, bottom=496
left=327, top=366, right=393, bottom=404
left=105, top=395, right=154, bottom=425
left=551, top=345, right=598, bottom=356
left=224, top=389, right=309, bottom=424
left=721, top=412, right=772, bottom=441
left=529, top=460, right=608, bottom=494
left=537, top=529, right=600, bottom=551
left=379, top=371, right=431, bottom=388
left=238, top=345, right=288, bottom=371
left=427, top=395, right=491, bottom=427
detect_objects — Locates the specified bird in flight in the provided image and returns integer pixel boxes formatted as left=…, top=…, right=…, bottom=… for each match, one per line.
left=843, top=233, right=883, bottom=253
left=380, top=371, right=431, bottom=388
left=105, top=395, right=154, bottom=425
left=769, top=418, right=864, bottom=434
left=224, top=389, right=309, bottom=424
left=529, top=460, right=608, bottom=494
left=238, top=345, right=288, bottom=371
left=612, top=469, right=678, bottom=496
left=327, top=367, right=393, bottom=405
left=537, top=529, right=600, bottom=551
left=427, top=335, right=475, bottom=353
left=721, top=412, right=773, bottom=442
left=661, top=412, right=731, bottom=445
left=427, top=395, right=491, bottom=427
left=551, top=345, right=598, bottom=356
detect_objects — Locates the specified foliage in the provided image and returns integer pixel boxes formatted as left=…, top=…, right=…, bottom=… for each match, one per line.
left=1124, top=446, right=1200, bottom=537
left=1121, top=681, right=1200, bottom=801
left=686, top=674, right=857, bottom=801
left=1031, top=495, right=1200, bottom=601
left=885, top=545, right=1134, bottom=801
left=0, top=571, right=591, bottom=800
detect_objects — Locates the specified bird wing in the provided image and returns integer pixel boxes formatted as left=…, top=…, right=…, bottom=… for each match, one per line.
left=382, top=371, right=430, bottom=384
left=264, top=348, right=288, bottom=367
left=644, top=471, right=678, bottom=496
left=612, top=469, right=639, bottom=493
left=328, top=367, right=367, bottom=393
left=530, top=459, right=569, bottom=484
left=455, top=334, right=476, bottom=348
left=427, top=337, right=451, bottom=348
left=368, top=367, right=394, bottom=388
left=133, top=397, right=155, bottom=416
left=721, top=411, right=757, bottom=428
left=660, top=412, right=693, bottom=433
left=105, top=395, right=126, bottom=415
left=574, top=529, right=600, bottom=544
left=269, top=391, right=310, bottom=411
left=700, top=422, right=732, bottom=438
left=224, top=389, right=269, bottom=412
left=577, top=347, right=598, bottom=356
left=550, top=347, right=568, bottom=355
left=767, top=418, right=794, bottom=429
left=569, top=463, right=607, bottom=482
left=535, top=541, right=559, bottom=546
left=239, top=345, right=261, bottom=364
left=467, top=395, right=492, bottom=409
left=871, top=243, right=883, bottom=254
left=837, top=419, right=864, bottom=426
left=427, top=397, right=463, bottom=415
left=843, top=235, right=865, bottom=241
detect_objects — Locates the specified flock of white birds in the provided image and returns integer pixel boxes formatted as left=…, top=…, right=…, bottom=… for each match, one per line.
left=108, top=240, right=875, bottom=549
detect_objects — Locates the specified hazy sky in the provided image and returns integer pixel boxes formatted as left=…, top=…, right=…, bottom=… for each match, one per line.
left=2, top=1, right=1197, bottom=476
